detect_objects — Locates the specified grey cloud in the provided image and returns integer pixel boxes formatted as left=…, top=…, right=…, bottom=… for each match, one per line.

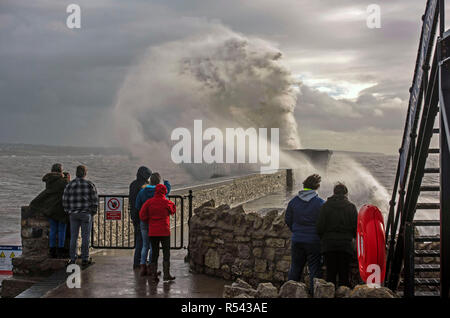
left=0, top=0, right=447, bottom=151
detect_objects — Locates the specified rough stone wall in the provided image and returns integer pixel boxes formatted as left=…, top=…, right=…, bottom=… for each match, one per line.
left=2, top=207, right=67, bottom=297
left=174, top=170, right=288, bottom=210
left=20, top=206, right=50, bottom=258
left=12, top=207, right=67, bottom=277
left=189, top=201, right=362, bottom=288
left=189, top=201, right=292, bottom=286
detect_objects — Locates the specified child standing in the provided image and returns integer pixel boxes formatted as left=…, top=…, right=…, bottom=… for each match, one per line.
left=139, top=183, right=176, bottom=282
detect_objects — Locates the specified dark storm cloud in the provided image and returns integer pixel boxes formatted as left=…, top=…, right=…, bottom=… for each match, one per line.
left=0, top=0, right=448, bottom=151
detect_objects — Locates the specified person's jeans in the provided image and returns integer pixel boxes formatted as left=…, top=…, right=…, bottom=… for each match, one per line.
left=288, top=241, right=322, bottom=295
left=132, top=218, right=142, bottom=266
left=48, top=218, right=67, bottom=248
left=140, top=221, right=152, bottom=265
left=149, top=236, right=170, bottom=264
left=324, top=251, right=351, bottom=287
left=69, top=213, right=92, bottom=262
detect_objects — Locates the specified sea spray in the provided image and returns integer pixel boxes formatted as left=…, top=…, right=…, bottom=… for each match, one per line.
left=287, top=153, right=390, bottom=219
left=113, top=27, right=301, bottom=169
left=113, top=26, right=394, bottom=218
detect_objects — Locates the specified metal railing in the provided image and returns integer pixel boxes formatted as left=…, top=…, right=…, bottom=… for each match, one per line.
left=90, top=192, right=193, bottom=250
left=385, top=0, right=450, bottom=298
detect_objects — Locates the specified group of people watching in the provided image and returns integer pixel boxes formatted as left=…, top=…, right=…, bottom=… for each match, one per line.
left=30, top=164, right=98, bottom=267
left=31, top=164, right=355, bottom=290
left=285, top=174, right=358, bottom=295
left=30, top=164, right=177, bottom=282
left=129, top=166, right=176, bottom=282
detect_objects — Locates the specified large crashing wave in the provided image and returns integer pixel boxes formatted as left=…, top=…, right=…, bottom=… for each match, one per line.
left=113, top=27, right=301, bottom=164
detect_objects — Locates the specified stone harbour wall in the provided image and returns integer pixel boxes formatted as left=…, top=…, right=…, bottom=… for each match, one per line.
left=188, top=200, right=362, bottom=288
left=173, top=169, right=291, bottom=209
left=189, top=201, right=291, bottom=286
left=1, top=207, right=67, bottom=298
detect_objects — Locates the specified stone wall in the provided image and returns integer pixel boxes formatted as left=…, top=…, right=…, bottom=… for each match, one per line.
left=1, top=207, right=67, bottom=298
left=173, top=169, right=289, bottom=216
left=188, top=201, right=361, bottom=288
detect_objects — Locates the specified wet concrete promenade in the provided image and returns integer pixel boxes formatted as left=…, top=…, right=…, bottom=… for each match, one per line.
left=43, top=249, right=230, bottom=298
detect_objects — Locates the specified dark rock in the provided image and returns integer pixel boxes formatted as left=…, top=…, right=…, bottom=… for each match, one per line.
left=256, top=282, right=278, bottom=298
left=349, top=285, right=397, bottom=298
left=335, top=286, right=351, bottom=298
left=279, top=280, right=309, bottom=298
left=313, top=278, right=335, bottom=298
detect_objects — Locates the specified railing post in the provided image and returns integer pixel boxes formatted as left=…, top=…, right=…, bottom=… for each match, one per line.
left=439, top=22, right=450, bottom=299
left=404, top=222, right=415, bottom=298
left=184, top=190, right=194, bottom=262
left=188, top=190, right=193, bottom=221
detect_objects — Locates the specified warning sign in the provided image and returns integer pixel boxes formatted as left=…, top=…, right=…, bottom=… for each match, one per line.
left=105, top=197, right=123, bottom=220
left=0, top=246, right=22, bottom=275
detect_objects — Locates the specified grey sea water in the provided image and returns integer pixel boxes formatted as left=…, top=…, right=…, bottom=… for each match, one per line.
left=0, top=144, right=439, bottom=245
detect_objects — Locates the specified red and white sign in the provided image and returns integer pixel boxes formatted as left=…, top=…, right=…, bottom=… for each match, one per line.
left=105, top=197, right=123, bottom=220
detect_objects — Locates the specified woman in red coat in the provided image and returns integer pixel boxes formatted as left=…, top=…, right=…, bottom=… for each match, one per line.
left=139, top=183, right=176, bottom=282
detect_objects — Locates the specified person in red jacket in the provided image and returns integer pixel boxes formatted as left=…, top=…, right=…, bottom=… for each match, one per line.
left=139, top=183, right=176, bottom=282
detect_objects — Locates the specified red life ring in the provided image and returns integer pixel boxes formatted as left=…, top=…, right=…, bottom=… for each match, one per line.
left=357, top=205, right=386, bottom=284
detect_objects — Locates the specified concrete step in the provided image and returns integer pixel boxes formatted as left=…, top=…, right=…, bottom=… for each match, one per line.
left=415, top=264, right=440, bottom=272
left=397, top=290, right=440, bottom=297
left=420, top=185, right=440, bottom=192
left=413, top=220, right=440, bottom=226
left=415, top=236, right=440, bottom=242
left=413, top=278, right=440, bottom=286
left=414, top=249, right=440, bottom=257
left=416, top=202, right=440, bottom=210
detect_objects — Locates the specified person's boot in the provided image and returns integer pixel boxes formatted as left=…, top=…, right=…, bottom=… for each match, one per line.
left=49, top=247, right=57, bottom=258
left=148, top=263, right=159, bottom=283
left=56, top=247, right=66, bottom=259
left=147, top=263, right=161, bottom=276
left=163, top=261, right=176, bottom=281
left=139, top=264, right=147, bottom=276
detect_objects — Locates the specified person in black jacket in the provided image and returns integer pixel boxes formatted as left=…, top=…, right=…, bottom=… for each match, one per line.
left=30, top=163, right=70, bottom=258
left=316, top=183, right=357, bottom=287
left=128, top=166, right=152, bottom=270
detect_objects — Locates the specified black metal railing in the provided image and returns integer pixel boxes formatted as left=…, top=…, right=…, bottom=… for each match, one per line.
left=385, top=0, right=450, bottom=299
left=90, top=192, right=193, bottom=250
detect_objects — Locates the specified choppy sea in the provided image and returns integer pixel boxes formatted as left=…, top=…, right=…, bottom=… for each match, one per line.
left=0, top=144, right=439, bottom=245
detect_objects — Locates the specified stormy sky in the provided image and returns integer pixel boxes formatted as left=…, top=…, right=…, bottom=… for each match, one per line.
left=1, top=0, right=449, bottom=154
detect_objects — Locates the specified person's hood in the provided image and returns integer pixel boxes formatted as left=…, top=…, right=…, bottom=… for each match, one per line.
left=326, top=194, right=351, bottom=207
left=297, top=189, right=318, bottom=202
left=136, top=166, right=152, bottom=182
left=154, top=184, right=167, bottom=197
left=42, top=172, right=63, bottom=184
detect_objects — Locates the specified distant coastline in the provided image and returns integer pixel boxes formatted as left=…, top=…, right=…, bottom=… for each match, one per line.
left=0, top=142, right=391, bottom=157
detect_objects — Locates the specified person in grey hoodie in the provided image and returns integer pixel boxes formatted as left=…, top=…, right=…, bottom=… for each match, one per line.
left=285, top=174, right=325, bottom=295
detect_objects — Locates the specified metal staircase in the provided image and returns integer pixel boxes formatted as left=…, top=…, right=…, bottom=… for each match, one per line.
left=385, top=0, right=450, bottom=298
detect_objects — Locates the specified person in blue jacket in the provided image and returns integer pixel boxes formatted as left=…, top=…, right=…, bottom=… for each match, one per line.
left=135, top=172, right=171, bottom=276
left=285, top=174, right=324, bottom=295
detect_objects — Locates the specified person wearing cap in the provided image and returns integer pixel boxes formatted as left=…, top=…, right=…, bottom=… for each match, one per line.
left=285, top=174, right=325, bottom=295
